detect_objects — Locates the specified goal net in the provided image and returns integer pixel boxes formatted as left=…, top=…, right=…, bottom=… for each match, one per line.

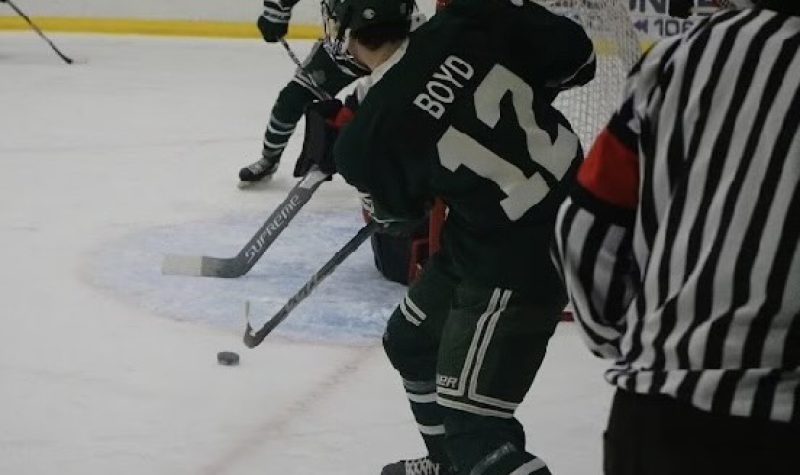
left=535, top=0, right=643, bottom=150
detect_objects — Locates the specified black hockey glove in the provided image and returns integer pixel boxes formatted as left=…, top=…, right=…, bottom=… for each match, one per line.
left=360, top=194, right=428, bottom=237
left=293, top=99, right=354, bottom=177
left=258, top=0, right=292, bottom=42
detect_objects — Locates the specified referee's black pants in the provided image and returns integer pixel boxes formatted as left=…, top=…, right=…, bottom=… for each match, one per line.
left=604, top=389, right=800, bottom=475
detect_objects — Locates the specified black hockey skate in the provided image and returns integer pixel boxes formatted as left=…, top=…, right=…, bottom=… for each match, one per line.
left=238, top=156, right=279, bottom=188
left=381, top=456, right=452, bottom=475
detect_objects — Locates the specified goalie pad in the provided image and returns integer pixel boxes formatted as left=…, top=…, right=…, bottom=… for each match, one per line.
left=293, top=99, right=354, bottom=177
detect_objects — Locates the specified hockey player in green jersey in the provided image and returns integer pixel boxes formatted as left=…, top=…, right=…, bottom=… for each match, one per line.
left=237, top=0, right=367, bottom=186
left=301, top=0, right=596, bottom=472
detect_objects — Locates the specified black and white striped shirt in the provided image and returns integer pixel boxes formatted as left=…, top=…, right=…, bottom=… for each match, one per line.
left=553, top=3, right=800, bottom=424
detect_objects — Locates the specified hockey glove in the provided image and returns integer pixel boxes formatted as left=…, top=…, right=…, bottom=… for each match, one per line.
left=360, top=194, right=427, bottom=237
left=258, top=0, right=293, bottom=42
left=293, top=99, right=354, bottom=177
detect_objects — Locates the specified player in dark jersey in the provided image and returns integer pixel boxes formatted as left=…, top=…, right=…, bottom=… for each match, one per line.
left=237, top=0, right=367, bottom=187
left=305, top=0, right=596, bottom=472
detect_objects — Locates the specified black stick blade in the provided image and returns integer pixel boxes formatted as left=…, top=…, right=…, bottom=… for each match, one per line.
left=243, top=322, right=264, bottom=348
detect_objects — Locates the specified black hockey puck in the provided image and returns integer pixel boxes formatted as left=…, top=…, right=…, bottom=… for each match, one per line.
left=217, top=351, right=240, bottom=366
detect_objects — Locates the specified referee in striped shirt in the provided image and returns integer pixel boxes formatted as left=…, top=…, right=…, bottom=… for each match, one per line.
left=552, top=1, right=800, bottom=474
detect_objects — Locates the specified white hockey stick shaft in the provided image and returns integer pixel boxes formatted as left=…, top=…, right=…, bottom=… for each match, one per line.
left=161, top=167, right=330, bottom=278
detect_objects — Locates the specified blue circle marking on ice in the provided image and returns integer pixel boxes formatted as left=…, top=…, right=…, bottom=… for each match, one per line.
left=86, top=209, right=407, bottom=344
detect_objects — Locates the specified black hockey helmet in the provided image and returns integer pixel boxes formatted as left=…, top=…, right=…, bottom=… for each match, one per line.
left=322, top=0, right=414, bottom=56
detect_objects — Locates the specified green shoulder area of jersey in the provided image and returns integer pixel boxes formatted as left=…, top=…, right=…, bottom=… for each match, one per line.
left=334, top=15, right=478, bottom=218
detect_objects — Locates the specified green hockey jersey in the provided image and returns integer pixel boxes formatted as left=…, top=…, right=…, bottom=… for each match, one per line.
left=334, top=0, right=595, bottom=299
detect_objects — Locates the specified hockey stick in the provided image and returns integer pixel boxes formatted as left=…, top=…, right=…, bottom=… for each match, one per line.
left=279, top=38, right=333, bottom=101
left=161, top=167, right=330, bottom=278
left=243, top=220, right=380, bottom=347
left=4, top=0, right=73, bottom=64
left=279, top=38, right=306, bottom=73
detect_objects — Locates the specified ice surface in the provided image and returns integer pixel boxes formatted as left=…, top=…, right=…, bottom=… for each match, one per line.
left=0, top=32, right=612, bottom=474
left=89, top=209, right=406, bottom=343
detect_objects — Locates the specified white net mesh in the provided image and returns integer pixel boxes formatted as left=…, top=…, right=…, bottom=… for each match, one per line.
left=535, top=0, right=642, bottom=151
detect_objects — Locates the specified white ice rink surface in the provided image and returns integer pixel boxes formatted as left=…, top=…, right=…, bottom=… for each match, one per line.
left=0, top=33, right=613, bottom=474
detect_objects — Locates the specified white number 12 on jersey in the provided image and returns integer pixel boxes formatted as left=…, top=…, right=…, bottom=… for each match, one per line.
left=437, top=65, right=578, bottom=220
